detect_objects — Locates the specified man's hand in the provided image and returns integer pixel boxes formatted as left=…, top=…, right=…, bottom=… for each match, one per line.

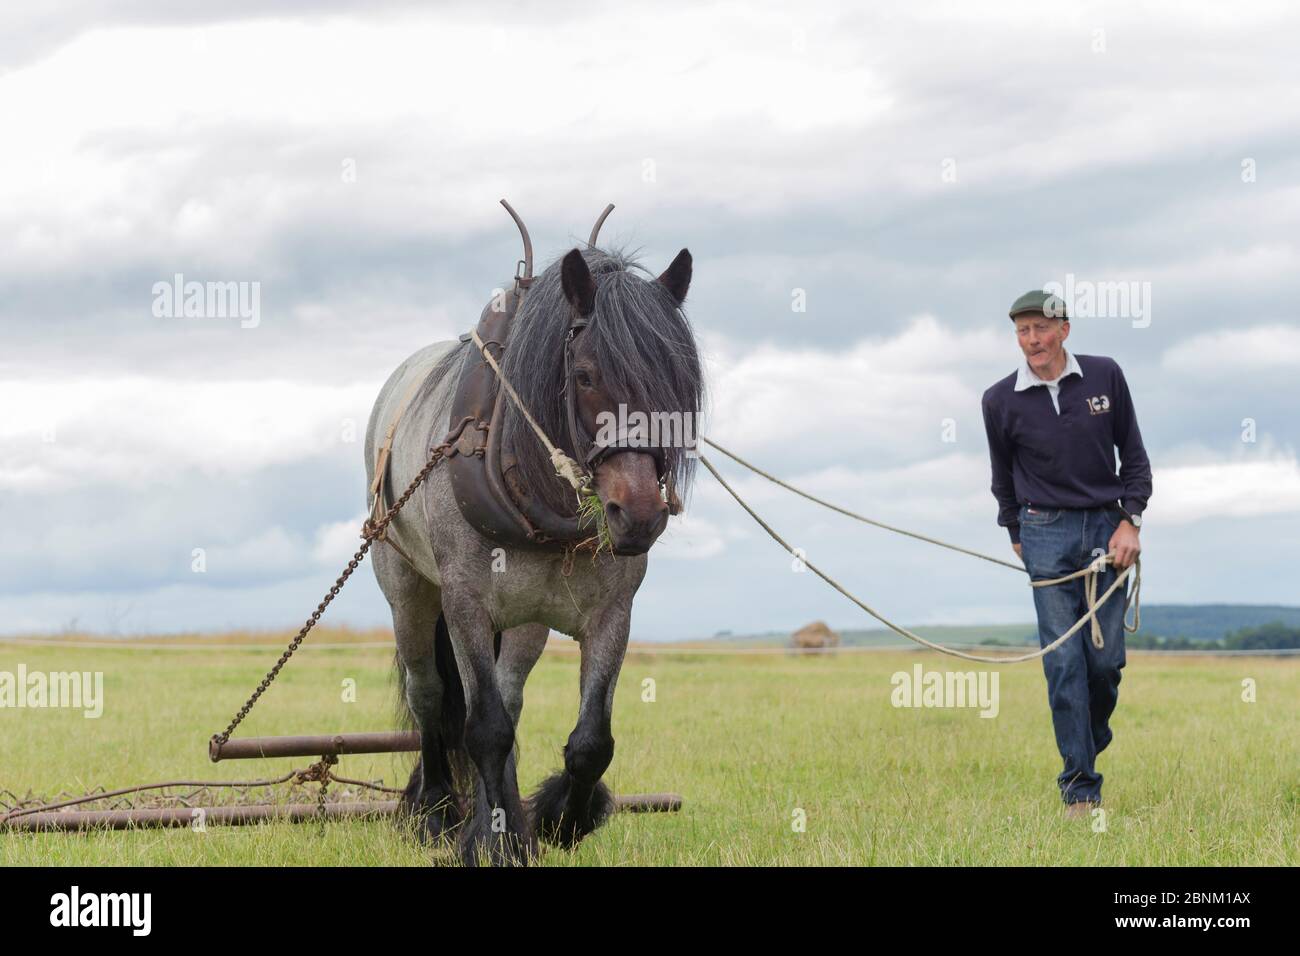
left=1108, top=520, right=1141, bottom=570
left=1012, top=543, right=1022, bottom=560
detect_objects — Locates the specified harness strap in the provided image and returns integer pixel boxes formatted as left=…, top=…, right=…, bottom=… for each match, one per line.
left=369, top=373, right=433, bottom=529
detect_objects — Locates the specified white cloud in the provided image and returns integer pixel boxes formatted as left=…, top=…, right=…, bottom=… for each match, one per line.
left=6, top=2, right=1300, bottom=280
left=0, top=11, right=894, bottom=276
left=654, top=514, right=735, bottom=561
left=1153, top=452, right=1300, bottom=523
left=701, top=315, right=1008, bottom=465
left=0, top=376, right=378, bottom=491
left=311, top=511, right=371, bottom=565
left=1161, top=324, right=1300, bottom=376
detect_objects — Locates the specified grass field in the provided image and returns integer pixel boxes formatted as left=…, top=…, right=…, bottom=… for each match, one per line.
left=2, top=631, right=1296, bottom=866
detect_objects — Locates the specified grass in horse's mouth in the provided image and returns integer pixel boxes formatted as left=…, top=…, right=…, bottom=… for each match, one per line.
left=575, top=488, right=613, bottom=554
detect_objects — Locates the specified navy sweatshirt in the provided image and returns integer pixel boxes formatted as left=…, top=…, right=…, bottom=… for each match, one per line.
left=981, top=353, right=1152, bottom=544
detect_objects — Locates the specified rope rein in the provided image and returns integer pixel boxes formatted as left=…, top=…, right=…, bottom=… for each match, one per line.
left=697, top=436, right=1141, bottom=664
left=700, top=437, right=1027, bottom=572
left=470, top=327, right=591, bottom=495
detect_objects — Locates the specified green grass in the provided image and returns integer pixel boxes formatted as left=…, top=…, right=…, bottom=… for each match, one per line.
left=1, top=638, right=1296, bottom=865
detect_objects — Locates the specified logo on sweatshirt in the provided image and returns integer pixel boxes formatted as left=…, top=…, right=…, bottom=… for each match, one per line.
left=1086, top=394, right=1111, bottom=415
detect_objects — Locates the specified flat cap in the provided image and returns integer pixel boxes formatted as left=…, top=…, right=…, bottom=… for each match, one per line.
left=1009, top=289, right=1068, bottom=320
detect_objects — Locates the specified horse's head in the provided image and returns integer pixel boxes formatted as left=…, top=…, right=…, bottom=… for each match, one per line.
left=500, top=244, right=704, bottom=557
left=560, top=247, right=696, bottom=554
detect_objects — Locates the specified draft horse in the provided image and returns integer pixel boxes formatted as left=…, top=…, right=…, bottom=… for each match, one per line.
left=364, top=204, right=702, bottom=864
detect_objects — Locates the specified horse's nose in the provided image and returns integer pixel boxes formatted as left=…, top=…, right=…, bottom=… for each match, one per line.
left=595, top=450, right=670, bottom=554
left=604, top=496, right=669, bottom=554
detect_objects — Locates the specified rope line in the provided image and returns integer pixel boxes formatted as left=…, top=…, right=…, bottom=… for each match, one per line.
left=700, top=436, right=1027, bottom=572
left=699, top=436, right=1140, bottom=636
left=470, top=328, right=590, bottom=494
left=697, top=451, right=1140, bottom=664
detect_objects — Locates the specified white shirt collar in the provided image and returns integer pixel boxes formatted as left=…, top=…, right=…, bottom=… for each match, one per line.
left=1014, top=348, right=1082, bottom=392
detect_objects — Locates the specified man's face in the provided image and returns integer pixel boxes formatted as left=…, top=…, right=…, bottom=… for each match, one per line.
left=1014, top=314, right=1069, bottom=375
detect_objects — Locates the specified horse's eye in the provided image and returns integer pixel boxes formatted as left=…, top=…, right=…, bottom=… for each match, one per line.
left=575, top=370, right=594, bottom=389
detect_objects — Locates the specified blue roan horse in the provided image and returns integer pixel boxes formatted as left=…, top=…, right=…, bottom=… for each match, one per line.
left=364, top=231, right=703, bottom=865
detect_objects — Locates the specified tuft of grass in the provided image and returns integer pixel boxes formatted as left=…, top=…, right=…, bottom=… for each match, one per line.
left=575, top=487, right=613, bottom=553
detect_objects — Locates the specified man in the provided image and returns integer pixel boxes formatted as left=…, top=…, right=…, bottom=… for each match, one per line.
left=981, top=289, right=1152, bottom=818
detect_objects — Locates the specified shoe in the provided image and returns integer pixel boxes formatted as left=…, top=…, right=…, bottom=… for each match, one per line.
left=1063, top=801, right=1099, bottom=819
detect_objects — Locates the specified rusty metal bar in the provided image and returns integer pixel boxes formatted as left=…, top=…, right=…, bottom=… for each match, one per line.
left=209, top=731, right=421, bottom=762
left=6, top=801, right=398, bottom=832
left=613, top=793, right=682, bottom=813
left=4, top=794, right=682, bottom=832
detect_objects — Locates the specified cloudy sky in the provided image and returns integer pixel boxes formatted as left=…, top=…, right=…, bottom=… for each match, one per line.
left=2, top=0, right=1297, bottom=639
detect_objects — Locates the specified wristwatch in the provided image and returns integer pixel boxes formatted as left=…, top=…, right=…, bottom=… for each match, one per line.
left=1117, top=505, right=1142, bottom=529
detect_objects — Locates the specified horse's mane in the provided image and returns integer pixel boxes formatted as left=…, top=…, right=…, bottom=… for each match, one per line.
left=496, top=245, right=705, bottom=517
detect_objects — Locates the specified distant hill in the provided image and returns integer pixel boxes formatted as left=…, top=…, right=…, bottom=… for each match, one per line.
left=712, top=623, right=1035, bottom=648
left=1127, top=605, right=1300, bottom=641
left=708, top=605, right=1300, bottom=649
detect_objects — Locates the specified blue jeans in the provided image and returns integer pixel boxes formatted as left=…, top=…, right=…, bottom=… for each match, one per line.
left=1018, top=503, right=1128, bottom=805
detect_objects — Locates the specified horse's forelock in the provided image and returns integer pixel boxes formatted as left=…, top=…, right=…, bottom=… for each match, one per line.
left=499, top=246, right=705, bottom=515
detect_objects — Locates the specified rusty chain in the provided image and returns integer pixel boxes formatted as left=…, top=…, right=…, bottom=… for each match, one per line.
left=209, top=445, right=449, bottom=752
left=292, top=754, right=339, bottom=824
left=3, top=449, right=448, bottom=829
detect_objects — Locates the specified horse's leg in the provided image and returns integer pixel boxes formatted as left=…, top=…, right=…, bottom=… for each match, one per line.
left=497, top=622, right=549, bottom=730
left=530, top=609, right=627, bottom=848
left=495, top=623, right=550, bottom=826
left=442, top=593, right=538, bottom=866
left=375, top=547, right=462, bottom=844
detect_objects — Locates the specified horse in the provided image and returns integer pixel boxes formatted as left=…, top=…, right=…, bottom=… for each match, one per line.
left=363, top=216, right=703, bottom=866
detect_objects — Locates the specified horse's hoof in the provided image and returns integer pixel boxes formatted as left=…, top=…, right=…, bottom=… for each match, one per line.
left=398, top=790, right=462, bottom=846
left=459, top=831, right=538, bottom=867
left=454, top=807, right=539, bottom=866
left=529, top=771, right=614, bottom=848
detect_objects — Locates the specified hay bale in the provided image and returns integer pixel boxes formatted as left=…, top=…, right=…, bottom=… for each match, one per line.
left=790, top=620, right=841, bottom=650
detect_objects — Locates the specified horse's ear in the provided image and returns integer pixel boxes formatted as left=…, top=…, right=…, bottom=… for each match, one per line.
left=658, top=248, right=692, bottom=305
left=561, top=249, right=596, bottom=317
